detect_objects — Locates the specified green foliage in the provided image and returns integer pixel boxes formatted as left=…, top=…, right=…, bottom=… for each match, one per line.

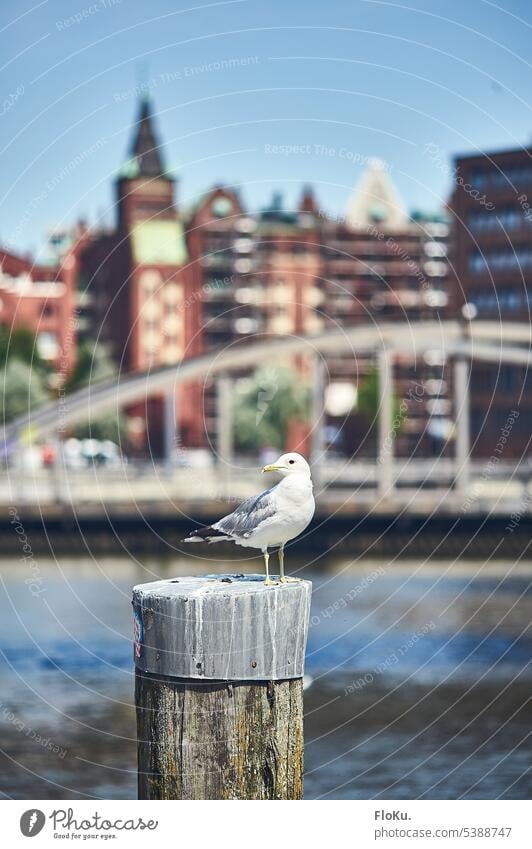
left=73, top=412, right=128, bottom=444
left=0, top=359, right=50, bottom=422
left=233, top=366, right=310, bottom=452
left=0, top=325, right=52, bottom=422
left=356, top=366, right=406, bottom=431
left=65, top=339, right=116, bottom=392
left=0, top=323, right=48, bottom=374
left=356, top=367, right=379, bottom=419
left=66, top=340, right=127, bottom=446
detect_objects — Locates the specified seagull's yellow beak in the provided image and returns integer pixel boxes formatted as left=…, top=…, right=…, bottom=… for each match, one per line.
left=262, top=464, right=282, bottom=473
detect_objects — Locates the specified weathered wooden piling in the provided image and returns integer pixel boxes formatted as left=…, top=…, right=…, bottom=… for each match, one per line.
left=133, top=573, right=312, bottom=800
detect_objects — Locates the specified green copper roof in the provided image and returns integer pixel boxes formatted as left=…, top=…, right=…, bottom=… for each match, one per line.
left=130, top=219, right=187, bottom=266
left=118, top=157, right=140, bottom=179
left=117, top=156, right=176, bottom=180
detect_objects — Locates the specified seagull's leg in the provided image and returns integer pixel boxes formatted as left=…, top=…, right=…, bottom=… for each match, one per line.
left=279, top=543, right=301, bottom=583
left=263, top=548, right=278, bottom=586
left=279, top=544, right=286, bottom=582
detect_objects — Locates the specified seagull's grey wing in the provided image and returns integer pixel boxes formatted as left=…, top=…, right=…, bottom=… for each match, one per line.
left=213, top=485, right=278, bottom=539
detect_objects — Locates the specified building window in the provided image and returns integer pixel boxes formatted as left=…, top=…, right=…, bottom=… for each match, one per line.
left=211, top=197, right=233, bottom=217
left=469, top=287, right=529, bottom=313
left=469, top=169, right=486, bottom=190
left=469, top=248, right=532, bottom=272
left=465, top=164, right=532, bottom=192
left=37, top=331, right=59, bottom=360
left=468, top=207, right=532, bottom=233
left=490, top=165, right=532, bottom=188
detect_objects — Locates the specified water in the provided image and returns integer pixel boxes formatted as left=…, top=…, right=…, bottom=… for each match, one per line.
left=0, top=555, right=531, bottom=799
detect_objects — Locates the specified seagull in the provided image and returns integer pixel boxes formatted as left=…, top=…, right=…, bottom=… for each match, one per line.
left=183, top=452, right=315, bottom=585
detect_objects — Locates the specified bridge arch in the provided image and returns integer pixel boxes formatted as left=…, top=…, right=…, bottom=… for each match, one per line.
left=2, top=319, right=530, bottom=495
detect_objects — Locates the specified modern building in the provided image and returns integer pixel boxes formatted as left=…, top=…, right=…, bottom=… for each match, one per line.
left=451, top=147, right=532, bottom=458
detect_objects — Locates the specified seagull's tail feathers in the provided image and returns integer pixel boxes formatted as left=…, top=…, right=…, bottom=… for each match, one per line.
left=183, top=525, right=234, bottom=544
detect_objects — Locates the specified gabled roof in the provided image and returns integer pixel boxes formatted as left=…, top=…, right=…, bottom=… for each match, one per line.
left=185, top=185, right=244, bottom=224
left=346, top=159, right=407, bottom=230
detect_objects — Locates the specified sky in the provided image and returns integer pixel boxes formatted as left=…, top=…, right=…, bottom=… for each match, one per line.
left=2, top=0, right=532, bottom=256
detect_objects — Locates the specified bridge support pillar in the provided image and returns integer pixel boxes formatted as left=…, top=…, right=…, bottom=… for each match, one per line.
left=454, top=356, right=470, bottom=493
left=51, top=431, right=67, bottom=504
left=163, top=392, right=177, bottom=472
left=310, top=354, right=326, bottom=490
left=377, top=347, right=394, bottom=497
left=216, top=374, right=233, bottom=494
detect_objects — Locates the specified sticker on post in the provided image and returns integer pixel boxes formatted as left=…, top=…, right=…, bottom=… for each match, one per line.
left=134, top=607, right=143, bottom=659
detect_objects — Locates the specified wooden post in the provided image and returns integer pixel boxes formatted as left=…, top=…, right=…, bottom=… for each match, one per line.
left=133, top=573, right=312, bottom=800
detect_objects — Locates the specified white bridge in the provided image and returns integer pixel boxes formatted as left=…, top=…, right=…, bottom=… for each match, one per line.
left=2, top=320, right=531, bottom=517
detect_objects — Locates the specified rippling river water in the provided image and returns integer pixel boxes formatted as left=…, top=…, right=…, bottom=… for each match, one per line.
left=1, top=554, right=531, bottom=799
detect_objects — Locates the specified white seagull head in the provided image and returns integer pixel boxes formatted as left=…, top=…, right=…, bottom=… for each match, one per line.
left=262, top=452, right=311, bottom=479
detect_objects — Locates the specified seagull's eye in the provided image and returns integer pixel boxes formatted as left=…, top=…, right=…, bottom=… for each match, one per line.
left=288, top=459, right=295, bottom=464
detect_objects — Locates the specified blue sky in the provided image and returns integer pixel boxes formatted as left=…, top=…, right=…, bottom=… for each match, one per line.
left=2, top=0, right=532, bottom=255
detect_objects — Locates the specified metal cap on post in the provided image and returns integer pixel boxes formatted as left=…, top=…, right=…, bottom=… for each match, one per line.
left=133, top=573, right=312, bottom=800
left=133, top=574, right=312, bottom=680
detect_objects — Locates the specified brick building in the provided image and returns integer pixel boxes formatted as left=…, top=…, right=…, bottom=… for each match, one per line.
left=451, top=147, right=532, bottom=458
left=79, top=97, right=201, bottom=448
left=74, top=101, right=452, bottom=457
left=5, top=97, right=450, bottom=458
left=319, top=160, right=450, bottom=457
left=184, top=184, right=324, bottom=446
left=182, top=157, right=450, bottom=457
left=0, top=242, right=80, bottom=377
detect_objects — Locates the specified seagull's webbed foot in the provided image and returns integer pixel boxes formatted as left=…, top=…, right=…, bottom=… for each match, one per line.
left=264, top=577, right=279, bottom=587
left=278, top=545, right=301, bottom=583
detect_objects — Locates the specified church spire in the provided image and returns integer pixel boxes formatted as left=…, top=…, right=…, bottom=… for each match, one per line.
left=125, top=96, right=168, bottom=180
left=116, top=96, right=177, bottom=229
left=299, top=184, right=318, bottom=214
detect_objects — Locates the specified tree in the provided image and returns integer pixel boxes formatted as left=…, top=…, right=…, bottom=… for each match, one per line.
left=357, top=366, right=406, bottom=427
left=73, top=413, right=128, bottom=445
left=0, top=359, right=50, bottom=422
left=0, top=323, right=48, bottom=375
left=233, top=366, right=310, bottom=452
left=351, top=366, right=407, bottom=457
left=65, top=339, right=117, bottom=392
left=66, top=340, right=129, bottom=446
left=0, top=325, right=52, bottom=423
